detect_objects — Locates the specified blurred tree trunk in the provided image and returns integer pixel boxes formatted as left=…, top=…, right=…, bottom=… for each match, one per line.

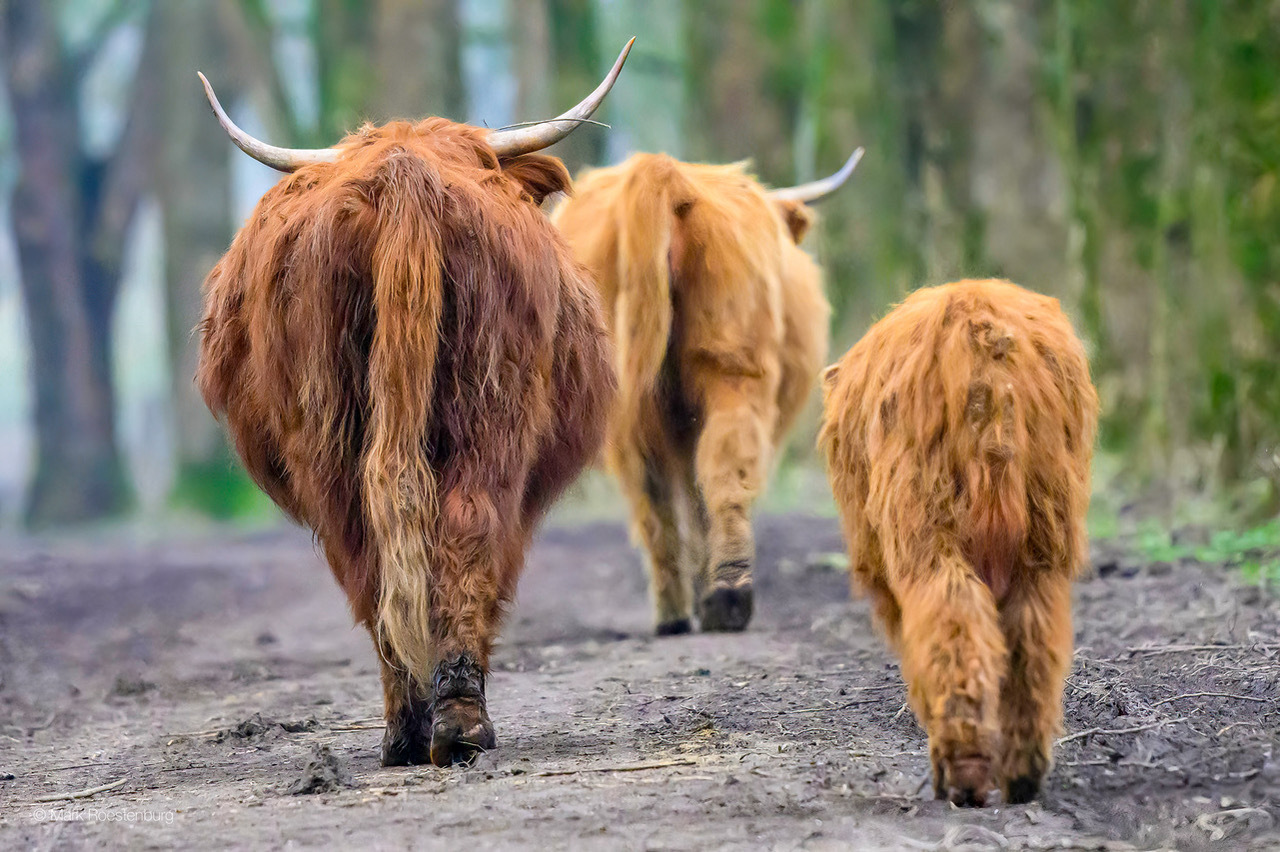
left=685, top=0, right=803, bottom=182
left=1190, top=0, right=1278, bottom=495
left=156, top=2, right=243, bottom=515
left=547, top=0, right=602, bottom=174
left=596, top=0, right=684, bottom=159
left=892, top=0, right=985, bottom=281
left=1049, top=0, right=1108, bottom=370
left=3, top=0, right=158, bottom=527
left=372, top=0, right=463, bottom=121
left=513, top=0, right=552, bottom=122
left=806, top=0, right=932, bottom=333
left=968, top=0, right=1069, bottom=291
left=312, top=0, right=463, bottom=134
left=1144, top=1, right=1194, bottom=490
left=314, top=0, right=375, bottom=139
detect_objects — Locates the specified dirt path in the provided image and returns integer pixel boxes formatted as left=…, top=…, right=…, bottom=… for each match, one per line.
left=1, top=514, right=1277, bottom=850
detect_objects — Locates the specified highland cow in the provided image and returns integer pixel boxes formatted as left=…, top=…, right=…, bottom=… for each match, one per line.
left=552, top=149, right=861, bottom=634
left=819, top=279, right=1098, bottom=805
left=195, top=43, right=632, bottom=767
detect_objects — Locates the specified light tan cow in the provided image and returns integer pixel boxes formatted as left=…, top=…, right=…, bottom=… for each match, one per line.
left=553, top=149, right=860, bottom=634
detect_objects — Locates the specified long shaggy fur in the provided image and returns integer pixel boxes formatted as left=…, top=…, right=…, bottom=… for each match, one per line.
left=552, top=154, right=830, bottom=633
left=198, top=118, right=614, bottom=760
left=818, top=278, right=1097, bottom=806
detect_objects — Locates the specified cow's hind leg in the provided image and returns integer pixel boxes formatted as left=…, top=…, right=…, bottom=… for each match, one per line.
left=612, top=439, right=693, bottom=635
left=861, top=568, right=903, bottom=649
left=997, top=570, right=1072, bottom=804
left=694, top=387, right=771, bottom=632
left=325, top=541, right=433, bottom=767
left=374, top=636, right=434, bottom=766
left=417, top=484, right=523, bottom=766
left=644, top=459, right=695, bottom=635
left=678, top=460, right=710, bottom=616
left=894, top=554, right=1006, bottom=806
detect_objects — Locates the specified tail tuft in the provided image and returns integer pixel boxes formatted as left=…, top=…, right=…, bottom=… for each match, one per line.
left=964, top=382, right=1028, bottom=602
left=362, top=154, right=447, bottom=676
left=613, top=156, right=690, bottom=422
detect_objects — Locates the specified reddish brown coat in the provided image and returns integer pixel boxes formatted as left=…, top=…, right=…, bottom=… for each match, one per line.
left=198, top=118, right=614, bottom=764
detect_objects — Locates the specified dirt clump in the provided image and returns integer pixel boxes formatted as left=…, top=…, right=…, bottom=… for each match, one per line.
left=287, top=744, right=353, bottom=795
left=214, top=713, right=319, bottom=742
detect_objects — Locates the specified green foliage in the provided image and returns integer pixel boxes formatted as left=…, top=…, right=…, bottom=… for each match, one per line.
left=1132, top=520, right=1190, bottom=564
left=1086, top=502, right=1121, bottom=542
left=796, top=0, right=1280, bottom=500
left=169, top=458, right=277, bottom=521
left=1131, top=517, right=1280, bottom=584
left=1240, top=558, right=1280, bottom=585
left=1195, top=520, right=1280, bottom=563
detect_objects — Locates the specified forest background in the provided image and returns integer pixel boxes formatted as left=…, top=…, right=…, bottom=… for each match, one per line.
left=0, top=0, right=1276, bottom=544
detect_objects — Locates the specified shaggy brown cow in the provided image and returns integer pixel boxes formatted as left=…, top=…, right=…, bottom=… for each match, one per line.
left=195, top=43, right=632, bottom=767
left=819, top=279, right=1098, bottom=806
left=552, top=149, right=861, bottom=634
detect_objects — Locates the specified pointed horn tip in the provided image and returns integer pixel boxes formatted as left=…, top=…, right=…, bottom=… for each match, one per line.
left=826, top=146, right=866, bottom=185
left=769, top=145, right=866, bottom=204
left=197, top=72, right=224, bottom=116
left=843, top=146, right=866, bottom=172
left=195, top=71, right=338, bottom=173
left=604, top=37, right=636, bottom=80
left=486, top=37, right=637, bottom=156
left=606, top=37, right=636, bottom=79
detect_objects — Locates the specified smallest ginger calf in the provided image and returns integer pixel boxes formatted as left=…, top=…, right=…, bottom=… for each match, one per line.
left=818, top=279, right=1098, bottom=806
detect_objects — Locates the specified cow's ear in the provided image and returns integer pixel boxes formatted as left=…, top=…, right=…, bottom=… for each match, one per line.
left=774, top=199, right=814, bottom=244
left=821, top=363, right=841, bottom=389
left=502, top=154, right=573, bottom=205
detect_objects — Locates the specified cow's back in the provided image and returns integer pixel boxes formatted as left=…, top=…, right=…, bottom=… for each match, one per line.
left=198, top=123, right=595, bottom=622
left=555, top=157, right=804, bottom=432
left=820, top=279, right=1097, bottom=589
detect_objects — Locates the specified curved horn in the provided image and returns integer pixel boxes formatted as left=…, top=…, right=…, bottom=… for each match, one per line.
left=769, top=147, right=865, bottom=204
left=198, top=73, right=339, bottom=173
left=486, top=37, right=635, bottom=157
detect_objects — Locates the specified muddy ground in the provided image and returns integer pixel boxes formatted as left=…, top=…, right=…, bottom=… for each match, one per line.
left=0, top=512, right=1277, bottom=850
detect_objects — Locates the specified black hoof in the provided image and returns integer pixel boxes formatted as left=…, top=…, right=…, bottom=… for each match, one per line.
left=655, top=617, right=693, bottom=637
left=427, top=654, right=495, bottom=767
left=429, top=698, right=495, bottom=766
left=379, top=703, right=432, bottom=766
left=699, top=585, right=753, bottom=632
left=936, top=756, right=994, bottom=808
left=1004, top=773, right=1041, bottom=805
left=381, top=725, right=430, bottom=767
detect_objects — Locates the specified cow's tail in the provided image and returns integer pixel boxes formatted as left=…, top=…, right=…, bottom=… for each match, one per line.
left=612, top=156, right=689, bottom=437
left=362, top=156, right=446, bottom=678
left=962, top=330, right=1030, bottom=604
